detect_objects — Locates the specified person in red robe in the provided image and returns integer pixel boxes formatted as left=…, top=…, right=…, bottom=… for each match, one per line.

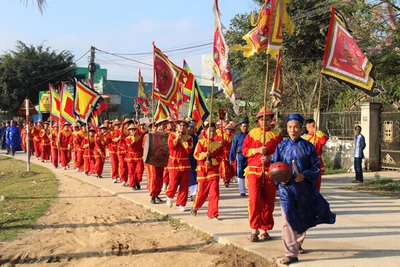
left=165, top=119, right=193, bottom=212
left=50, top=124, right=59, bottom=168
left=59, top=122, right=72, bottom=170
left=216, top=122, right=236, bottom=187
left=125, top=124, right=145, bottom=190
left=39, top=122, right=51, bottom=162
left=161, top=117, right=176, bottom=192
left=144, top=118, right=168, bottom=204
left=242, top=108, right=283, bottom=242
left=32, top=121, right=42, bottom=160
left=74, top=123, right=87, bottom=172
left=191, top=123, right=224, bottom=219
left=82, top=127, right=96, bottom=175
left=118, top=119, right=131, bottom=186
left=107, top=119, right=122, bottom=183
left=93, top=124, right=108, bottom=178
left=303, top=119, right=328, bottom=191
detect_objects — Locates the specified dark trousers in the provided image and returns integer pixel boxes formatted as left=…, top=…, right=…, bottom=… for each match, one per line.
left=354, top=157, right=363, bottom=182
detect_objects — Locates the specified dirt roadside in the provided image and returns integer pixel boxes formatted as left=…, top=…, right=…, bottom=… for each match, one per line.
left=0, top=172, right=275, bottom=267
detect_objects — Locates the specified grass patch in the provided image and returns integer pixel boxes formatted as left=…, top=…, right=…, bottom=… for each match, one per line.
left=0, top=156, right=58, bottom=241
left=342, top=175, right=400, bottom=198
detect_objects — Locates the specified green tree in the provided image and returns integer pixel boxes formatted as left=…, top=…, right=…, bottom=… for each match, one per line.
left=0, top=41, right=76, bottom=112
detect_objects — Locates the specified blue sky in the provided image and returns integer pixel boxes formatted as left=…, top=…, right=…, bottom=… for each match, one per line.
left=0, top=0, right=259, bottom=84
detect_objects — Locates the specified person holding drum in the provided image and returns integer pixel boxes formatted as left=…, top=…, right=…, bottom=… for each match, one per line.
left=229, top=117, right=249, bottom=197
left=271, top=113, right=336, bottom=265
left=165, top=118, right=193, bottom=212
left=242, top=108, right=283, bottom=242
left=144, top=118, right=168, bottom=204
left=191, top=123, right=224, bottom=219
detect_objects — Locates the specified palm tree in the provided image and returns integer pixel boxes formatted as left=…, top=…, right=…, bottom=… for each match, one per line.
left=21, top=0, right=47, bottom=14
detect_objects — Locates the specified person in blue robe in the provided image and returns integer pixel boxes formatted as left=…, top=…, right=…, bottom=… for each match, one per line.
left=229, top=117, right=249, bottom=196
left=6, top=120, right=21, bottom=156
left=0, top=122, right=7, bottom=150
left=188, top=121, right=199, bottom=201
left=271, top=113, right=336, bottom=265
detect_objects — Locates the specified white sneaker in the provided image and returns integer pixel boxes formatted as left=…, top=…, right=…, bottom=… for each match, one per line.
left=112, top=179, right=117, bottom=183
left=62, top=167, right=66, bottom=170
left=166, top=197, right=173, bottom=208
left=162, top=183, right=167, bottom=192
left=75, top=168, right=79, bottom=172
left=121, top=182, right=127, bottom=186
left=177, top=206, right=186, bottom=212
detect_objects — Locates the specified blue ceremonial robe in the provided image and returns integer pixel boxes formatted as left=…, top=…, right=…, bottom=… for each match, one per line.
left=229, top=132, right=248, bottom=178
left=272, top=138, right=336, bottom=234
left=189, top=134, right=199, bottom=186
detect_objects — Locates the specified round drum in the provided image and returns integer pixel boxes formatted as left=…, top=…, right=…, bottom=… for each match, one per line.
left=143, top=132, right=169, bottom=167
left=269, top=162, right=292, bottom=183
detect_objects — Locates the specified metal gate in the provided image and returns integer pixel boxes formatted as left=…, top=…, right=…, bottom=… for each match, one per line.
left=380, top=109, right=400, bottom=170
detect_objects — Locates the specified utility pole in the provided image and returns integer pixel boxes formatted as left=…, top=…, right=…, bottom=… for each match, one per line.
left=88, top=46, right=96, bottom=87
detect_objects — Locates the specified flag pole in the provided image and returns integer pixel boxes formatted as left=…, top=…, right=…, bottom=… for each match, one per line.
left=151, top=42, right=156, bottom=131
left=313, top=73, right=323, bottom=145
left=262, top=54, right=271, bottom=187
left=205, top=77, right=215, bottom=173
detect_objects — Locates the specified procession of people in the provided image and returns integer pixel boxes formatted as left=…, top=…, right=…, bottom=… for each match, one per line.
left=1, top=108, right=336, bottom=265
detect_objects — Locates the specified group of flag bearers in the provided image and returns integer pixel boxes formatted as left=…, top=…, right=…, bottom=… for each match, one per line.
left=22, top=106, right=334, bottom=265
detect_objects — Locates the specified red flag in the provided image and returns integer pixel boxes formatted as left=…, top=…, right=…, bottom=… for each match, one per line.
left=321, top=5, right=384, bottom=96
left=213, top=0, right=238, bottom=114
left=152, top=43, right=187, bottom=110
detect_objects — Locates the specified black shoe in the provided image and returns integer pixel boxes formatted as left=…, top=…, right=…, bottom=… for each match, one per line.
left=98, top=175, right=103, bottom=178
left=189, top=195, right=195, bottom=202
left=224, top=182, right=229, bottom=188
left=136, top=183, right=141, bottom=190
left=155, top=196, right=163, bottom=203
left=150, top=197, right=156, bottom=204
left=240, top=193, right=247, bottom=197
left=351, top=180, right=358, bottom=183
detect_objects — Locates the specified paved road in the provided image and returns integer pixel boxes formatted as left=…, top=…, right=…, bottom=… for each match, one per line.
left=4, top=151, right=400, bottom=267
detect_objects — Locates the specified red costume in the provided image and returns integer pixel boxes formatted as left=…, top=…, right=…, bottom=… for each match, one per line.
left=107, top=128, right=121, bottom=180
left=165, top=132, right=193, bottom=207
left=39, top=128, right=51, bottom=161
left=82, top=134, right=96, bottom=174
left=192, top=138, right=224, bottom=218
left=32, top=125, right=41, bottom=159
left=94, top=131, right=107, bottom=176
left=75, top=130, right=87, bottom=171
left=50, top=128, right=59, bottom=167
left=216, top=132, right=235, bottom=184
left=117, top=128, right=129, bottom=184
left=143, top=133, right=164, bottom=197
left=125, top=130, right=144, bottom=188
left=242, top=127, right=283, bottom=232
left=303, top=130, right=328, bottom=191
left=59, top=129, right=72, bottom=168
